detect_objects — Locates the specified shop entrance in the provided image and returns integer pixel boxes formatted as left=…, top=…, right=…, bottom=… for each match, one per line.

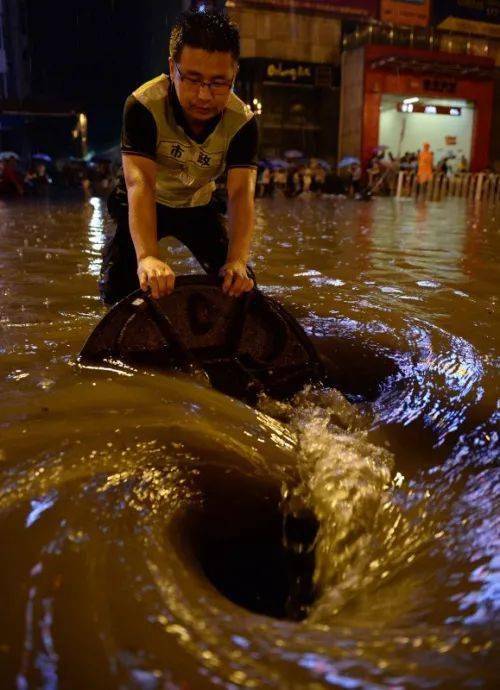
left=378, top=94, right=475, bottom=171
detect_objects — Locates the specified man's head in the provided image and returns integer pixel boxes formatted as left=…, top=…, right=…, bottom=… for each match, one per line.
left=168, top=10, right=240, bottom=124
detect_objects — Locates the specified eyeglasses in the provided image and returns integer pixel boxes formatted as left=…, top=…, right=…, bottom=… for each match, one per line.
left=174, top=62, right=234, bottom=96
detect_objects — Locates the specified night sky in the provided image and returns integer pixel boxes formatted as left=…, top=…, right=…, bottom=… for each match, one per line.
left=24, top=0, right=185, bottom=148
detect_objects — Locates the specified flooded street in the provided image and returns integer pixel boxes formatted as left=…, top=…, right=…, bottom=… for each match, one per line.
left=0, top=194, right=498, bottom=689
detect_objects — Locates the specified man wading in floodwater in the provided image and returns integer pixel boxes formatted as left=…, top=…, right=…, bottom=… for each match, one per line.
left=99, top=9, right=258, bottom=305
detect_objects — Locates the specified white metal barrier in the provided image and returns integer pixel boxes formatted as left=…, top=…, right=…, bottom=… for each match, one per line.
left=394, top=172, right=500, bottom=203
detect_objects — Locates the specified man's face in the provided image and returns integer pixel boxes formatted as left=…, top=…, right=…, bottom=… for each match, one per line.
left=169, top=47, right=236, bottom=123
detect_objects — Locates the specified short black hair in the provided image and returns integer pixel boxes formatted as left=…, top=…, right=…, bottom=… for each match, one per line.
left=169, top=9, right=240, bottom=62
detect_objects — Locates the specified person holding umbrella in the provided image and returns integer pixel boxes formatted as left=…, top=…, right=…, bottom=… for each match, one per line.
left=0, top=152, right=23, bottom=196
left=24, top=154, right=53, bottom=195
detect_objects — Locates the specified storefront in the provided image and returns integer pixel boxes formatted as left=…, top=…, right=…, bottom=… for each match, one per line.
left=237, top=58, right=340, bottom=158
left=228, top=1, right=379, bottom=158
left=379, top=95, right=475, bottom=169
left=339, top=44, right=495, bottom=171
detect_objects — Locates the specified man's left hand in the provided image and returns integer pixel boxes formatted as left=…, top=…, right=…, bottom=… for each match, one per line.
left=219, top=260, right=254, bottom=297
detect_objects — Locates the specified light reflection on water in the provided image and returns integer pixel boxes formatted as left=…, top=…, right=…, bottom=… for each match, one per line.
left=87, top=196, right=107, bottom=276
left=0, top=195, right=498, bottom=689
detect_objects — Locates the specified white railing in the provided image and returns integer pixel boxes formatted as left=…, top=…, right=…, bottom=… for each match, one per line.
left=394, top=172, right=500, bottom=203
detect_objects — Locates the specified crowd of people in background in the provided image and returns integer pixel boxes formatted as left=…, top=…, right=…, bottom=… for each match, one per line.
left=256, top=159, right=351, bottom=199
left=0, top=152, right=116, bottom=198
left=256, top=148, right=479, bottom=201
left=365, top=147, right=472, bottom=195
left=0, top=146, right=490, bottom=203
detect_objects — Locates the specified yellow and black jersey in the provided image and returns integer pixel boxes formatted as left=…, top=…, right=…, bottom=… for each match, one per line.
left=121, top=74, right=258, bottom=208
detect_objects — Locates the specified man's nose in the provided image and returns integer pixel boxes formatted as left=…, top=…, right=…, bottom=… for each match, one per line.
left=197, top=83, right=213, bottom=101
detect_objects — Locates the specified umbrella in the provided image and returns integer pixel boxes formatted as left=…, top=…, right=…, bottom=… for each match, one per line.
left=338, top=157, right=360, bottom=168
left=0, top=151, right=20, bottom=160
left=96, top=144, right=121, bottom=164
left=284, top=149, right=304, bottom=159
left=267, top=158, right=289, bottom=169
left=32, top=153, right=52, bottom=162
left=313, top=158, right=331, bottom=170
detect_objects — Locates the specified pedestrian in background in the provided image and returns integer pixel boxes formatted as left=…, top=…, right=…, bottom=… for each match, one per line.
left=417, top=142, right=434, bottom=197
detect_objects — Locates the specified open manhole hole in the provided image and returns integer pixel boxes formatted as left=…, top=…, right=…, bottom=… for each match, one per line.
left=186, top=469, right=318, bottom=621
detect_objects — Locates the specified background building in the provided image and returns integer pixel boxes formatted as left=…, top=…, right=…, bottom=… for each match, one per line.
left=433, top=0, right=500, bottom=167
left=228, top=1, right=380, bottom=159
left=340, top=1, right=499, bottom=171
left=0, top=0, right=498, bottom=168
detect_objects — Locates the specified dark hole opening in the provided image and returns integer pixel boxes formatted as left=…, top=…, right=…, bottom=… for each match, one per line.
left=187, top=471, right=318, bottom=621
left=313, top=335, right=399, bottom=401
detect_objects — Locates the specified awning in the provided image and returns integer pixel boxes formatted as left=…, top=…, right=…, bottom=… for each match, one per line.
left=438, top=16, right=500, bottom=40
left=368, top=54, right=496, bottom=80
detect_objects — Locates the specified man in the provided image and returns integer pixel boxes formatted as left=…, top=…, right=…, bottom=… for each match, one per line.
left=99, top=9, right=258, bottom=305
left=417, top=142, right=434, bottom=197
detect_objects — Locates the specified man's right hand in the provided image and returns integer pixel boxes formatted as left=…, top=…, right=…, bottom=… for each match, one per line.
left=137, top=256, right=175, bottom=299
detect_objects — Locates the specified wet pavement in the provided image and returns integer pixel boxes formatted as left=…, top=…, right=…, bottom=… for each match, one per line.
left=0, top=193, right=498, bottom=689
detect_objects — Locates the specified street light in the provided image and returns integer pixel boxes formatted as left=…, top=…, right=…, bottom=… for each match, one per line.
left=71, top=112, right=88, bottom=157
left=251, top=98, right=262, bottom=115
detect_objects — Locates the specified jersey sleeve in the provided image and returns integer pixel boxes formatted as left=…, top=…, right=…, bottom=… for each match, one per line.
left=226, top=116, right=259, bottom=170
left=121, top=95, right=157, bottom=160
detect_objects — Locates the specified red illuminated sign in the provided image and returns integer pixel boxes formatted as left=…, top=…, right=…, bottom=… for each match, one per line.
left=380, top=0, right=430, bottom=27
left=234, top=0, right=378, bottom=18
left=423, top=78, right=458, bottom=94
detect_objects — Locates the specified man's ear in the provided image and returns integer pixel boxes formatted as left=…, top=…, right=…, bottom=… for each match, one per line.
left=168, top=56, right=175, bottom=80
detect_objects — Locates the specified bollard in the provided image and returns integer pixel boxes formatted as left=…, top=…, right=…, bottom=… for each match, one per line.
left=431, top=174, right=438, bottom=201
left=425, top=175, right=432, bottom=201
left=412, top=174, right=419, bottom=199
left=396, top=171, right=404, bottom=198
left=391, top=171, right=500, bottom=203
left=465, top=174, right=473, bottom=199
left=490, top=175, right=499, bottom=204
left=483, top=175, right=490, bottom=203
left=441, top=174, right=449, bottom=200
left=475, top=173, right=484, bottom=203
left=437, top=173, right=445, bottom=201
left=407, top=172, right=414, bottom=198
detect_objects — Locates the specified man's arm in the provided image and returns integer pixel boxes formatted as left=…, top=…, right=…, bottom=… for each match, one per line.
left=122, top=154, right=175, bottom=299
left=221, top=167, right=257, bottom=297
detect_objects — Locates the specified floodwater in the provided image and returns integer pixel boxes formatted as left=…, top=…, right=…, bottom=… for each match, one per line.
left=0, top=193, right=498, bottom=689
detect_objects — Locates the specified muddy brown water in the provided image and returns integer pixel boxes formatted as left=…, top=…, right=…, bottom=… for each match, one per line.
left=0, top=194, right=498, bottom=689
